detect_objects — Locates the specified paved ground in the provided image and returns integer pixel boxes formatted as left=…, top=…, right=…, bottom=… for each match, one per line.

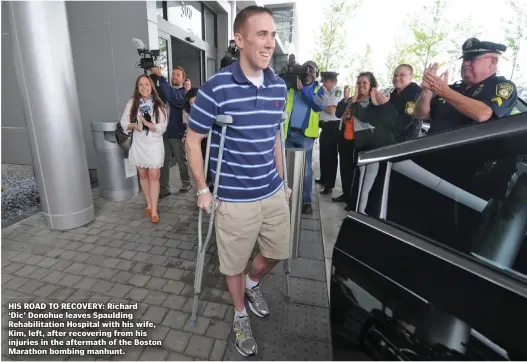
left=311, top=143, right=348, bottom=298
left=1, top=159, right=332, bottom=361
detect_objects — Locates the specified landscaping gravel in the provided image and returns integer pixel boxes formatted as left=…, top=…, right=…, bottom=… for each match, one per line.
left=1, top=164, right=39, bottom=224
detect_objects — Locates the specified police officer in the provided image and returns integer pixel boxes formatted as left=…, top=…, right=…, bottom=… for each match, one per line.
left=316, top=71, right=344, bottom=194
left=415, top=38, right=518, bottom=134
left=389, top=64, right=422, bottom=140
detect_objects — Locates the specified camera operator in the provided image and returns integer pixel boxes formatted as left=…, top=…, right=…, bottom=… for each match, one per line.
left=283, top=60, right=326, bottom=214
left=278, top=54, right=299, bottom=77
left=151, top=66, right=192, bottom=197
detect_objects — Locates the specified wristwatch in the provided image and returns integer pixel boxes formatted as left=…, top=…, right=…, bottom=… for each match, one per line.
left=197, top=188, right=210, bottom=196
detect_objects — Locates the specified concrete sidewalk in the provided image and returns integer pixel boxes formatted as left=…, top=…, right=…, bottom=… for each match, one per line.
left=311, top=142, right=348, bottom=297
left=1, top=165, right=331, bottom=361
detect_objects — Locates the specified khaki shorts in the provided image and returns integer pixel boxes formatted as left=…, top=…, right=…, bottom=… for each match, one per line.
left=215, top=189, right=291, bottom=276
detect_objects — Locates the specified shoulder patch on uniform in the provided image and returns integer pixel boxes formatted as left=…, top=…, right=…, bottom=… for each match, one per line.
left=405, top=101, right=416, bottom=115
left=491, top=96, right=503, bottom=106
left=335, top=89, right=342, bottom=97
left=496, top=83, right=513, bottom=100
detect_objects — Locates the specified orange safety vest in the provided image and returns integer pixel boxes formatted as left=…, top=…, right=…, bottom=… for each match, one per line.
left=342, top=105, right=355, bottom=141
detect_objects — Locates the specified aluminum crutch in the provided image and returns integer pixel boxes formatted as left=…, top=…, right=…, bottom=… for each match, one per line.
left=279, top=112, right=293, bottom=303
left=189, top=114, right=233, bottom=328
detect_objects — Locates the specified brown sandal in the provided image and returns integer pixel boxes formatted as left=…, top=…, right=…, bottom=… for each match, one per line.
left=151, top=215, right=159, bottom=224
left=145, top=208, right=152, bottom=216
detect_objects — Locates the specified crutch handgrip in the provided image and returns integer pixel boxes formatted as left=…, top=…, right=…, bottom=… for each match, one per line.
left=215, top=115, right=233, bottom=126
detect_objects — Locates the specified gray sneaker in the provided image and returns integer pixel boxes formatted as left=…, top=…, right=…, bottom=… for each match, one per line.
left=245, top=284, right=270, bottom=318
left=233, top=315, right=257, bottom=356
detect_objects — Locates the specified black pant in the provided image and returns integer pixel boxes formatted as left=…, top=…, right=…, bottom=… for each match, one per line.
left=319, top=121, right=340, bottom=188
left=338, top=138, right=355, bottom=204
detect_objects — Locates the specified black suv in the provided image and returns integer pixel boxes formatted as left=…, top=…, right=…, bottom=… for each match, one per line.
left=330, top=99, right=527, bottom=360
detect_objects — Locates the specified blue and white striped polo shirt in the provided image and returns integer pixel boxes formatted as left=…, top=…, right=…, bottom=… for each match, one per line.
left=188, top=60, right=287, bottom=202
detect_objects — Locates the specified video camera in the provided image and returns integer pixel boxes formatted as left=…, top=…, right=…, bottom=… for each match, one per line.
left=281, top=63, right=318, bottom=90
left=220, top=40, right=239, bottom=69
left=132, top=38, right=160, bottom=74
left=226, top=39, right=239, bottom=62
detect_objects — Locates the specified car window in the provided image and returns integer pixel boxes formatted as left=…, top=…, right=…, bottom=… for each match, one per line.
left=512, top=99, right=527, bottom=115
left=380, top=144, right=527, bottom=282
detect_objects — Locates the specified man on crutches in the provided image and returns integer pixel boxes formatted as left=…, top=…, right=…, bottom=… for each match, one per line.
left=185, top=5, right=291, bottom=357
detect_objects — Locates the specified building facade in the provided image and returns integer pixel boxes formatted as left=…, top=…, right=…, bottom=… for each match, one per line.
left=2, top=0, right=292, bottom=169
left=261, top=0, right=298, bottom=72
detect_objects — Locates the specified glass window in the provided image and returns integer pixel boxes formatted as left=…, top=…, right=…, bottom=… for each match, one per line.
left=273, top=55, right=288, bottom=73
left=166, top=1, right=203, bottom=39
left=271, top=8, right=293, bottom=48
left=157, top=38, right=169, bottom=80
left=204, top=5, right=216, bottom=47
left=382, top=137, right=527, bottom=281
left=207, top=58, right=216, bottom=80
left=156, top=1, right=165, bottom=19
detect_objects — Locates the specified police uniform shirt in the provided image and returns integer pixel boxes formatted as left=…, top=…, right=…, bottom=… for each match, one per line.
left=319, top=86, right=344, bottom=121
left=389, top=82, right=422, bottom=139
left=390, top=82, right=421, bottom=120
left=429, top=73, right=518, bottom=134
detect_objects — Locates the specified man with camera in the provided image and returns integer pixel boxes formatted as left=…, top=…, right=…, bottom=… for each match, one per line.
left=283, top=60, right=326, bottom=214
left=278, top=54, right=299, bottom=77
left=151, top=66, right=192, bottom=196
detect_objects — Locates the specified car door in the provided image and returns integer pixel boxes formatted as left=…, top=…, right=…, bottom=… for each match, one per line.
left=331, top=112, right=527, bottom=360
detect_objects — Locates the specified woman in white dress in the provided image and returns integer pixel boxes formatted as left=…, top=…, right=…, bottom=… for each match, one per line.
left=120, top=75, right=167, bottom=223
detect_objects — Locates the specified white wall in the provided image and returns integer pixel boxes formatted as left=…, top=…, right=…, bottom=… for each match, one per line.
left=65, top=1, right=150, bottom=169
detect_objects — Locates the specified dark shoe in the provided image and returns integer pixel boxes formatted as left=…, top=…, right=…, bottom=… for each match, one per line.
left=179, top=185, right=191, bottom=193
left=344, top=205, right=352, bottom=212
left=320, top=186, right=333, bottom=195
left=159, top=190, right=171, bottom=198
left=302, top=204, right=313, bottom=214
left=315, top=178, right=324, bottom=185
left=332, top=194, right=346, bottom=203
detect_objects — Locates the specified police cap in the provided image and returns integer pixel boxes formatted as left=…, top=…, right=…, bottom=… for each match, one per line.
left=321, top=71, right=339, bottom=81
left=460, top=38, right=507, bottom=60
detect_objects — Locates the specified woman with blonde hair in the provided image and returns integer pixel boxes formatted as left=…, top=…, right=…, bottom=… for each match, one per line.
left=120, top=74, right=167, bottom=223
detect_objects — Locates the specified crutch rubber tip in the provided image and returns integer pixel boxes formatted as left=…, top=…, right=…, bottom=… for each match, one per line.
left=188, top=318, right=197, bottom=328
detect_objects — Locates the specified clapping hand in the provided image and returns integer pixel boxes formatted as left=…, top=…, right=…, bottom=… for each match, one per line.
left=344, top=85, right=350, bottom=101
left=370, top=88, right=390, bottom=105
left=351, top=84, right=359, bottom=103
left=422, top=63, right=449, bottom=96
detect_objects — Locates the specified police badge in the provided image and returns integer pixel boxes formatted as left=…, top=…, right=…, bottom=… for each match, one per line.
left=472, top=84, right=484, bottom=97
left=405, top=101, right=416, bottom=115
left=335, top=89, right=342, bottom=97
left=496, top=83, right=513, bottom=99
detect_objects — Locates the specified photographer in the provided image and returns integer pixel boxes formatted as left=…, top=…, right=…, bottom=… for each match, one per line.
left=151, top=66, right=192, bottom=196
left=283, top=60, right=326, bottom=214
left=278, top=54, right=299, bottom=77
